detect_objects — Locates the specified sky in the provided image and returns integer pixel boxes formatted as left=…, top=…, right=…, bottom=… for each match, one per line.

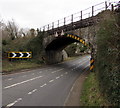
left=0, top=0, right=118, bottom=29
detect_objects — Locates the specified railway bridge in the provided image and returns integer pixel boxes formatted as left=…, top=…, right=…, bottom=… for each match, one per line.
left=38, top=1, right=117, bottom=64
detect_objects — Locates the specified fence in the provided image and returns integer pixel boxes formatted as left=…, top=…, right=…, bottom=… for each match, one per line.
left=39, top=1, right=119, bottom=32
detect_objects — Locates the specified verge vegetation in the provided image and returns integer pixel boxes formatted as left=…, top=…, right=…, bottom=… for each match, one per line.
left=80, top=72, right=110, bottom=106
left=81, top=10, right=120, bottom=106
left=96, top=10, right=120, bottom=106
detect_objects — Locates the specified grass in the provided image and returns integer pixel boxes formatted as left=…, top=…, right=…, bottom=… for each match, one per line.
left=2, top=59, right=43, bottom=74
left=2, top=55, right=83, bottom=74
left=80, top=72, right=110, bottom=106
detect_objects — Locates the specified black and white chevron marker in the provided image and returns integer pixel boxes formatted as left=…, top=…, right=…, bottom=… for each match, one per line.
left=8, top=52, right=32, bottom=58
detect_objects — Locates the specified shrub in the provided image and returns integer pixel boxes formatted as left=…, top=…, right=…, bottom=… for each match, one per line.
left=96, top=11, right=120, bottom=106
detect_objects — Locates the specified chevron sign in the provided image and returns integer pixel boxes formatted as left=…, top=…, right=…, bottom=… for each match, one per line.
left=8, top=52, right=32, bottom=58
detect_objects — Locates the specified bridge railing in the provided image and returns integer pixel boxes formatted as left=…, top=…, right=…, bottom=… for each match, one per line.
left=39, top=1, right=119, bottom=32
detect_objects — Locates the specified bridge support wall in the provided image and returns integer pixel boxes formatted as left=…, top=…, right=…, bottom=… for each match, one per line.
left=45, top=50, right=68, bottom=64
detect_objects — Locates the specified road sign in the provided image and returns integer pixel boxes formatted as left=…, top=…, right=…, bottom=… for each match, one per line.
left=8, top=52, right=32, bottom=58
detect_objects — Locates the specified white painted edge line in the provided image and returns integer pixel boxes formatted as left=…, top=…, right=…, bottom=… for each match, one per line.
left=51, top=68, right=64, bottom=73
left=8, top=78, right=13, bottom=81
left=49, top=79, right=54, bottom=83
left=4, top=76, right=43, bottom=89
left=6, top=98, right=22, bottom=107
left=64, top=66, right=89, bottom=106
left=28, top=89, right=37, bottom=95
left=40, top=83, right=47, bottom=87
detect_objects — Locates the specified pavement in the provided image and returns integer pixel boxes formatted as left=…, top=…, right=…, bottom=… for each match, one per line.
left=2, top=55, right=90, bottom=107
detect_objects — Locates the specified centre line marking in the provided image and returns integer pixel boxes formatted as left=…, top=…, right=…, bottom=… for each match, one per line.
left=28, top=89, right=37, bottom=95
left=4, top=76, right=43, bottom=89
left=6, top=98, right=22, bottom=107
left=40, top=83, right=47, bottom=87
left=49, top=80, right=54, bottom=83
left=65, top=72, right=68, bottom=74
left=51, top=68, right=63, bottom=73
left=56, top=76, right=60, bottom=79
left=61, top=74, right=63, bottom=77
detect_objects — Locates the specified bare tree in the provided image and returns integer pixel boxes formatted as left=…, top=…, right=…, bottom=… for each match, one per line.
left=5, top=19, right=19, bottom=40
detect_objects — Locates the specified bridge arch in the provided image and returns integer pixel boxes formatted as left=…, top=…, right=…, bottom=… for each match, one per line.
left=45, top=33, right=89, bottom=64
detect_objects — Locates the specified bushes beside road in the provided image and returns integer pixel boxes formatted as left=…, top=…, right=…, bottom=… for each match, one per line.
left=96, top=11, right=120, bottom=106
left=81, top=11, right=120, bottom=106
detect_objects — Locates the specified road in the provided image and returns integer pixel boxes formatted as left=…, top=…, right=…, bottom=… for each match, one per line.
left=2, top=55, right=90, bottom=107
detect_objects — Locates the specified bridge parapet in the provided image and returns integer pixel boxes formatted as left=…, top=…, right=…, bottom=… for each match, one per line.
left=40, top=1, right=117, bottom=33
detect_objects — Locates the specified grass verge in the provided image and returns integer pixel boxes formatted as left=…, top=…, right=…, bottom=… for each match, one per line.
left=2, top=60, right=43, bottom=74
left=2, top=54, right=88, bottom=74
left=80, top=72, right=110, bottom=106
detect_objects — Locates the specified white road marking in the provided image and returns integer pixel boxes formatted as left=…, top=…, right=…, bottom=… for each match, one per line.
left=8, top=78, right=13, bottom=81
left=72, top=60, right=88, bottom=71
left=28, top=89, right=37, bottom=95
left=6, top=98, right=22, bottom=107
left=4, top=76, right=43, bottom=89
left=49, top=80, right=54, bottom=83
left=56, top=76, right=60, bottom=79
left=61, top=74, right=63, bottom=77
left=51, top=68, right=63, bottom=73
left=65, top=72, right=68, bottom=74
left=40, top=83, right=47, bottom=87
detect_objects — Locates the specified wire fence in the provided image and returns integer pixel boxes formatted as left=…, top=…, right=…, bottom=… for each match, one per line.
left=39, top=0, right=119, bottom=32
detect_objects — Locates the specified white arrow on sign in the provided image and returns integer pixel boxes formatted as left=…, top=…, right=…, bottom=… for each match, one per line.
left=26, top=52, right=31, bottom=57
left=12, top=52, right=17, bottom=57
left=19, top=52, right=24, bottom=57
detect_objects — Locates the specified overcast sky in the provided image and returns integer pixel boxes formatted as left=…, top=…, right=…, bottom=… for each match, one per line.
left=0, top=0, right=117, bottom=29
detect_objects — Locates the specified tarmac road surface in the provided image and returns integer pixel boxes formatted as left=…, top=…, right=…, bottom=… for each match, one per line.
left=2, top=55, right=90, bottom=107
